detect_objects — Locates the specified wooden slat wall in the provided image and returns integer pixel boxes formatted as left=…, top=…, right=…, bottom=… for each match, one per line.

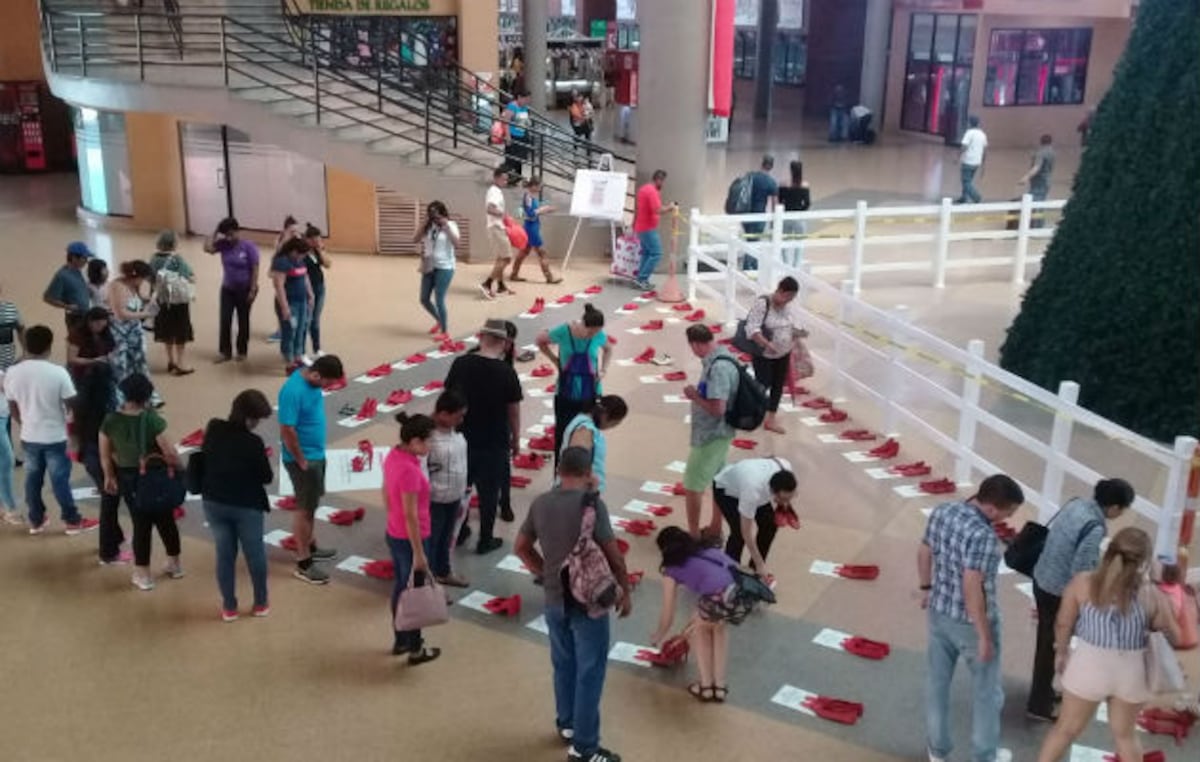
left=376, top=186, right=472, bottom=259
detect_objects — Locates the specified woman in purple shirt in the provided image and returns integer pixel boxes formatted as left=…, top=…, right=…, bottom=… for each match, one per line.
left=650, top=527, right=735, bottom=703
left=204, top=217, right=260, bottom=363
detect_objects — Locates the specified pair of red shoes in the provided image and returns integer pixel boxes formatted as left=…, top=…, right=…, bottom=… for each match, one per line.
left=556, top=294, right=575, bottom=305
left=802, top=396, right=833, bottom=410
left=513, top=452, right=546, bottom=471
left=325, top=377, right=348, bottom=393
left=527, top=297, right=546, bottom=315
left=328, top=507, right=367, bottom=526
left=868, top=438, right=900, bottom=459
left=280, top=535, right=300, bottom=551
left=366, top=364, right=392, bottom=378
left=179, top=429, right=204, bottom=448
left=528, top=435, right=555, bottom=452
left=890, top=461, right=931, bottom=477
left=640, top=320, right=664, bottom=331
left=439, top=339, right=467, bottom=353
left=670, top=482, right=687, bottom=496
left=351, top=455, right=368, bottom=473
left=617, top=518, right=656, bottom=536
left=405, top=353, right=427, bottom=365
left=583, top=285, right=603, bottom=295
left=483, top=594, right=522, bottom=616
left=802, top=695, right=864, bottom=725
left=633, top=347, right=657, bottom=363
left=840, top=429, right=876, bottom=442
left=1137, top=707, right=1195, bottom=743
left=645, top=505, right=673, bottom=517
left=841, top=636, right=890, bottom=660
left=671, top=303, right=693, bottom=312
left=819, top=408, right=848, bottom=423
left=732, top=438, right=757, bottom=450
left=621, top=302, right=640, bottom=311
left=355, top=398, right=378, bottom=420
left=275, top=496, right=297, bottom=511
left=511, top=474, right=532, bottom=488
left=641, top=290, right=657, bottom=299
left=774, top=505, right=801, bottom=529
left=920, top=478, right=956, bottom=495
left=422, top=380, right=444, bottom=392
left=661, top=370, right=687, bottom=381
left=386, top=389, right=413, bottom=406
left=363, top=559, right=394, bottom=580
left=836, top=564, right=880, bottom=581
left=636, top=635, right=690, bottom=667
left=685, top=309, right=706, bottom=322
left=531, top=364, right=555, bottom=378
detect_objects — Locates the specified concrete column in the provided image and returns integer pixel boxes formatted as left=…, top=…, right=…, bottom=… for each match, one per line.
left=754, top=0, right=779, bottom=119
left=636, top=0, right=710, bottom=215
left=858, top=0, right=891, bottom=118
left=523, top=0, right=549, bottom=109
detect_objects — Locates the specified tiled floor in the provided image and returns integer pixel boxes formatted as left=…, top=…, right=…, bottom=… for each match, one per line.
left=0, top=139, right=1194, bottom=762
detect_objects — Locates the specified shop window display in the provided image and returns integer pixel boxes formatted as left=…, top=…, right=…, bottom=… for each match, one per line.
left=900, top=12, right=976, bottom=144
left=984, top=28, right=1091, bottom=107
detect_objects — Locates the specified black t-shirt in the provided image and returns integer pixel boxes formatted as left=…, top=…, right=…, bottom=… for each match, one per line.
left=444, top=353, right=522, bottom=450
left=305, top=252, right=325, bottom=288
left=778, top=186, right=811, bottom=212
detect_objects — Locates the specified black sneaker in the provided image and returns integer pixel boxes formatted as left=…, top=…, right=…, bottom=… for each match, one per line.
left=293, top=564, right=330, bottom=585
left=1025, top=708, right=1056, bottom=723
left=310, top=546, right=338, bottom=562
left=568, top=746, right=621, bottom=762
left=499, top=503, right=515, bottom=522
left=476, top=537, right=503, bottom=555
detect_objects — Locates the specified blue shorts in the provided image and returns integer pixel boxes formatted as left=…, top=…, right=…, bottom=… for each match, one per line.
left=524, top=225, right=544, bottom=249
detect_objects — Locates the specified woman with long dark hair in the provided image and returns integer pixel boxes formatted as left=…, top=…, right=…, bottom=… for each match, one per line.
left=415, top=201, right=460, bottom=341
left=536, top=304, right=611, bottom=463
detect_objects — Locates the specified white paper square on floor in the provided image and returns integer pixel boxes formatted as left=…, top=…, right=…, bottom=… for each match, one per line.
left=177, top=445, right=199, bottom=457
left=843, top=451, right=879, bottom=463
left=456, top=590, right=501, bottom=614
left=263, top=529, right=291, bottom=548
left=626, top=328, right=648, bottom=336
left=816, top=433, right=847, bottom=444
left=337, top=415, right=372, bottom=429
left=800, top=416, right=829, bottom=427
left=893, top=484, right=927, bottom=498
left=353, top=373, right=388, bottom=385
left=664, top=460, right=687, bottom=473
left=528, top=388, right=551, bottom=398
left=663, top=394, right=688, bottom=404
left=809, top=560, right=841, bottom=578
left=638, top=375, right=666, bottom=384
left=812, top=627, right=852, bottom=651
left=640, top=481, right=675, bottom=497
left=769, top=684, right=817, bottom=717
left=615, top=358, right=638, bottom=367
left=390, top=361, right=417, bottom=372
left=335, top=555, right=372, bottom=575
left=620, top=499, right=664, bottom=517
left=1068, top=746, right=1109, bottom=762
left=314, top=506, right=340, bottom=523
left=526, top=614, right=549, bottom=635
left=920, top=507, right=933, bottom=517
left=496, top=554, right=531, bottom=575
left=411, top=386, right=440, bottom=398
left=864, top=467, right=902, bottom=481
left=540, top=414, right=556, bottom=425
left=608, top=641, right=654, bottom=668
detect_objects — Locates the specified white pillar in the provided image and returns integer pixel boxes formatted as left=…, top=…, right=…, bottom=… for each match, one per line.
left=858, top=0, right=891, bottom=118
left=523, top=0, right=549, bottom=110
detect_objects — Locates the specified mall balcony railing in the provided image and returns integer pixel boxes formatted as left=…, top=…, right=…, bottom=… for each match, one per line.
left=39, top=3, right=636, bottom=211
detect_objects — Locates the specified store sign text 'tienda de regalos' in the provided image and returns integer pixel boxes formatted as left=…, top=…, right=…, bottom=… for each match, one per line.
left=308, top=0, right=433, bottom=12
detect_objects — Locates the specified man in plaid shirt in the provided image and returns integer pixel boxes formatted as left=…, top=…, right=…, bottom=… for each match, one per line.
left=917, top=474, right=1024, bottom=762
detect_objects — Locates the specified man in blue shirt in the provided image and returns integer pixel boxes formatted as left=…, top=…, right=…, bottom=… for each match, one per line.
left=42, top=241, right=94, bottom=332
left=918, top=473, right=1023, bottom=762
left=278, top=354, right=344, bottom=585
left=504, top=91, right=532, bottom=181
left=741, top=156, right=779, bottom=269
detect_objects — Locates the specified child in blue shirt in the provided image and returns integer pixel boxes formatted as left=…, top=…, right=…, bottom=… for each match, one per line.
left=509, top=176, right=562, bottom=284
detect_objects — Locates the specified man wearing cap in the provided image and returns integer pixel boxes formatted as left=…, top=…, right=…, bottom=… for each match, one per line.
left=444, top=319, right=523, bottom=554
left=204, top=217, right=260, bottom=363
left=43, top=241, right=93, bottom=332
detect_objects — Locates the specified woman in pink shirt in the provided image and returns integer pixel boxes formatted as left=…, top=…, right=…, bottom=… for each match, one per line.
left=384, top=412, right=441, bottom=665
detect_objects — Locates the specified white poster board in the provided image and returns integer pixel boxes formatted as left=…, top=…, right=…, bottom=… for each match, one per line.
left=570, top=168, right=629, bottom=223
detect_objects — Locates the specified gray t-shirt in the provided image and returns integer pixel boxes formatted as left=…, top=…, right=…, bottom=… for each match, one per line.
left=691, top=347, right=739, bottom=447
left=1030, top=145, right=1055, bottom=193
left=519, top=488, right=615, bottom=608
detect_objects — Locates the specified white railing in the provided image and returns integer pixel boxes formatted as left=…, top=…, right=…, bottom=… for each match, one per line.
left=694, top=194, right=1065, bottom=294
left=685, top=208, right=1195, bottom=562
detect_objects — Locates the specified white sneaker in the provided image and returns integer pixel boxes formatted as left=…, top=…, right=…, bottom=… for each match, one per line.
left=28, top=519, right=49, bottom=535
left=163, top=561, right=185, bottom=579
left=2, top=510, right=24, bottom=526
left=928, top=750, right=946, bottom=762
left=131, top=574, right=155, bottom=591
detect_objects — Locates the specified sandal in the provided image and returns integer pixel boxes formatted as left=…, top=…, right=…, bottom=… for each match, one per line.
left=174, top=367, right=195, bottom=376
left=687, top=683, right=715, bottom=702
left=712, top=686, right=728, bottom=703
left=407, top=646, right=442, bottom=666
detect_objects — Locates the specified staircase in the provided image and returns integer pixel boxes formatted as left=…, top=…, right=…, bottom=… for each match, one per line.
left=38, top=0, right=636, bottom=251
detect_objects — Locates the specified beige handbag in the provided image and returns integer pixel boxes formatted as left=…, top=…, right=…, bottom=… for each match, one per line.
left=1143, top=587, right=1186, bottom=694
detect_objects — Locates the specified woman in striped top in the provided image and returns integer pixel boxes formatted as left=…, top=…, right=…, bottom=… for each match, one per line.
left=1036, top=528, right=1181, bottom=762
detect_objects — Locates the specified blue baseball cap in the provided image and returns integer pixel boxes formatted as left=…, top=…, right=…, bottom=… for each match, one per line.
left=66, top=241, right=95, bottom=258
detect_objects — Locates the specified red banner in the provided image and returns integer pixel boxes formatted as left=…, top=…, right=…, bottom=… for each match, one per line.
left=709, top=0, right=734, bottom=116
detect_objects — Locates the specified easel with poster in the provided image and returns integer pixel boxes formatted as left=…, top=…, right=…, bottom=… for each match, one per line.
left=562, top=154, right=628, bottom=274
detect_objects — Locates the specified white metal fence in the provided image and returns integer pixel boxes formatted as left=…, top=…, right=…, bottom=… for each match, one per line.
left=686, top=206, right=1194, bottom=561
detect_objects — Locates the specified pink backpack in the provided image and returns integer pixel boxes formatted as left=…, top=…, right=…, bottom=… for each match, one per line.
left=563, top=492, right=619, bottom=618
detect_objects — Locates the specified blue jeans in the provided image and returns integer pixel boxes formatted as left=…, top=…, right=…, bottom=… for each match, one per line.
left=545, top=604, right=611, bottom=756
left=959, top=164, right=982, bottom=203
left=387, top=533, right=433, bottom=651
left=278, top=297, right=309, bottom=362
left=829, top=107, right=849, bottom=141
left=428, top=499, right=460, bottom=578
left=203, top=500, right=268, bottom=611
left=23, top=440, right=80, bottom=526
left=420, top=268, right=454, bottom=334
left=926, top=611, right=1004, bottom=762
left=0, top=415, right=15, bottom=510
left=635, top=230, right=663, bottom=283
left=308, top=283, right=325, bottom=353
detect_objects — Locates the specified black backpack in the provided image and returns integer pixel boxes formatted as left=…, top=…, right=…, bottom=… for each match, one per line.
left=724, top=173, right=754, bottom=214
left=709, top=355, right=768, bottom=431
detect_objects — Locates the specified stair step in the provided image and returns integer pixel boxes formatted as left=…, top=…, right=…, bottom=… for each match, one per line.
left=366, top=136, right=422, bottom=156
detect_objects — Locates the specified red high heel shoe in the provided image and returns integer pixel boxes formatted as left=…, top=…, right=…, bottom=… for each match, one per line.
left=802, top=696, right=864, bottom=725
left=616, top=518, right=655, bottom=536
left=422, top=380, right=444, bottom=392
left=646, top=505, right=673, bottom=517
left=685, top=309, right=706, bottom=322
left=584, top=285, right=603, bottom=295
left=661, top=371, right=687, bottom=381
left=839, top=429, right=876, bottom=442
left=528, top=435, right=555, bottom=452
left=868, top=438, right=900, bottom=459
left=362, top=559, right=395, bottom=580
left=366, top=364, right=392, bottom=378
left=633, top=347, right=656, bottom=363
left=640, top=319, right=664, bottom=331
left=179, top=429, right=204, bottom=448
left=889, top=461, right=930, bottom=477
left=919, top=478, right=956, bottom=495
left=818, top=408, right=848, bottom=423
left=275, top=496, right=297, bottom=511
left=527, top=297, right=545, bottom=315
left=556, top=294, right=575, bottom=305
left=385, top=389, right=413, bottom=406
left=531, top=364, right=555, bottom=378
left=671, top=303, right=693, bottom=312
left=732, top=438, right=757, bottom=450
left=355, top=398, right=378, bottom=420
left=404, top=353, right=427, bottom=365
left=510, top=474, right=532, bottom=488
left=513, top=453, right=546, bottom=471
left=622, top=302, right=639, bottom=311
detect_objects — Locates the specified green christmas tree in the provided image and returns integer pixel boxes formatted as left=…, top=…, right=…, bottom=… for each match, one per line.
left=999, top=0, right=1200, bottom=442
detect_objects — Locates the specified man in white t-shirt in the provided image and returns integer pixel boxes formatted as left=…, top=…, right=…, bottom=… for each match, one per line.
left=957, top=115, right=987, bottom=204
left=713, top=456, right=796, bottom=578
left=2, top=325, right=97, bottom=535
left=480, top=166, right=513, bottom=300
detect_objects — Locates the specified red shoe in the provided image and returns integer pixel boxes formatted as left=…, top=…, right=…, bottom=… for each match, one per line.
left=510, top=475, right=532, bottom=488
left=356, top=398, right=378, bottom=420
left=867, top=438, right=900, bottom=459
left=646, top=505, right=673, bottom=517
left=544, top=383, right=556, bottom=394
left=179, top=429, right=205, bottom=448
left=802, top=397, right=833, bottom=409
left=791, top=385, right=811, bottom=396
left=841, top=636, right=891, bottom=660
left=641, top=290, right=657, bottom=299
left=889, top=461, right=930, bottom=477
left=818, top=408, right=848, bottom=423
left=919, top=478, right=956, bottom=495
left=543, top=425, right=556, bottom=436
left=468, top=493, right=479, bottom=508
left=716, top=337, right=734, bottom=346
left=671, top=303, right=693, bottom=312
left=616, top=518, right=655, bottom=536
left=173, top=506, right=186, bottom=520
left=802, top=696, right=864, bottom=725
left=351, top=456, right=367, bottom=473
left=439, top=339, right=467, bottom=353
left=513, top=453, right=545, bottom=471
left=429, top=324, right=442, bottom=335
left=404, top=353, right=427, bottom=364
left=661, top=371, right=686, bottom=381
left=325, top=377, right=348, bottom=392
left=773, top=504, right=801, bottom=530
left=366, top=364, right=392, bottom=378
left=607, top=335, right=618, bottom=345
left=633, top=347, right=656, bottom=363
left=627, top=570, right=645, bottom=586
left=640, top=320, right=664, bottom=331
left=839, top=429, right=876, bottom=442
left=670, top=482, right=687, bottom=496
left=362, top=559, right=395, bottom=580
left=275, top=496, right=297, bottom=511
left=328, top=510, right=356, bottom=526
left=556, top=294, right=575, bottom=305
left=636, top=635, right=690, bottom=667
left=531, top=364, right=555, bottom=378
left=386, top=389, right=413, bottom=406
left=622, top=302, right=639, bottom=311
left=528, top=297, right=545, bottom=315
left=528, top=435, right=555, bottom=452
left=708, top=324, right=723, bottom=333
left=584, top=285, right=603, bottom=295
left=1137, top=708, right=1195, bottom=743
left=422, top=380, right=444, bottom=392
left=484, top=594, right=522, bottom=616
left=616, top=538, right=630, bottom=555
left=736, top=352, right=753, bottom=363
left=280, top=535, right=299, bottom=551
left=732, top=438, right=757, bottom=450
left=685, top=309, right=706, bottom=322
left=836, top=564, right=879, bottom=580
left=353, top=507, right=366, bottom=522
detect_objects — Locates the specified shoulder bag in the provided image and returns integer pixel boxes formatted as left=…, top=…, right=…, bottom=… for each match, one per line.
left=733, top=296, right=772, bottom=358
left=395, top=572, right=450, bottom=631
left=1142, top=586, right=1187, bottom=695
left=562, top=490, right=620, bottom=617
left=133, top=412, right=186, bottom=514
left=1004, top=501, right=1102, bottom=578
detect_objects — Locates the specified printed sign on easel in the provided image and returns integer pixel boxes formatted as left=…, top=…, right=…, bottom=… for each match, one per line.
left=562, top=154, right=629, bottom=272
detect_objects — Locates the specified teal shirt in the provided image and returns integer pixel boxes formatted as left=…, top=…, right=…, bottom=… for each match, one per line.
left=277, top=369, right=326, bottom=462
left=560, top=413, right=607, bottom=492
left=549, top=323, right=606, bottom=400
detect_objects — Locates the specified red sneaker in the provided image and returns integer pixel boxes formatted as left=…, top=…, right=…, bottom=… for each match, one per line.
left=64, top=517, right=100, bottom=536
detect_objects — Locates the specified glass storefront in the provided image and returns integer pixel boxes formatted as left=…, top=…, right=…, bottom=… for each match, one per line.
left=733, top=30, right=806, bottom=85
left=900, top=12, right=976, bottom=144
left=72, top=107, right=132, bottom=217
left=984, top=27, right=1091, bottom=107
left=309, top=15, right=459, bottom=73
